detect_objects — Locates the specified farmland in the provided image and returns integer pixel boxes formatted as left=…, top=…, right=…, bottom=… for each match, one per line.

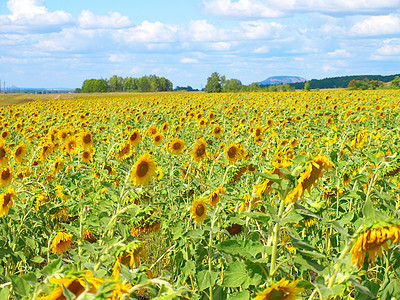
left=1, top=90, right=400, bottom=299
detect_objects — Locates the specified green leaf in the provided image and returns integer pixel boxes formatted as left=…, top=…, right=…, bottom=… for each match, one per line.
left=0, top=287, right=10, bottom=300
left=10, top=275, right=30, bottom=297
left=241, top=211, right=270, bottom=224
left=31, top=256, right=45, bottom=264
left=379, top=277, right=400, bottom=300
left=216, top=240, right=251, bottom=258
left=255, top=172, right=281, bottom=182
left=222, top=261, right=248, bottom=288
left=329, top=220, right=350, bottom=237
left=294, top=255, right=325, bottom=272
left=228, top=290, right=250, bottom=300
left=283, top=211, right=303, bottom=224
left=62, top=284, right=76, bottom=300
left=196, top=270, right=218, bottom=291
left=41, top=257, right=62, bottom=276
left=363, top=198, right=377, bottom=220
left=349, top=276, right=375, bottom=298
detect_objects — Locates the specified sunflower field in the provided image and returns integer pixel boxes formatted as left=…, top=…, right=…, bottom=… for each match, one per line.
left=1, top=90, right=400, bottom=299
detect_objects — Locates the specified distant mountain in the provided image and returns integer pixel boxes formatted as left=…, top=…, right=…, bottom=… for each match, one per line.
left=259, top=76, right=306, bottom=86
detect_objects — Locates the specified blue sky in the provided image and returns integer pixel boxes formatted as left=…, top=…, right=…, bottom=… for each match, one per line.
left=1, top=0, right=400, bottom=89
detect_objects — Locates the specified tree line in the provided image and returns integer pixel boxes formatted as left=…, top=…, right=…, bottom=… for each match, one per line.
left=77, top=75, right=173, bottom=93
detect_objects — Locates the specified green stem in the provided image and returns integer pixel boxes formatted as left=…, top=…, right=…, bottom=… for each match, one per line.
left=269, top=198, right=286, bottom=277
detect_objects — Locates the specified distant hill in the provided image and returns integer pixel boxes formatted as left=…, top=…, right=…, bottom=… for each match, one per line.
left=291, top=74, right=400, bottom=89
left=259, top=76, right=306, bottom=86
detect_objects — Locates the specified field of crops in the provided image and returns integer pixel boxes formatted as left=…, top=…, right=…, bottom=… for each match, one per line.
left=1, top=90, right=400, bottom=299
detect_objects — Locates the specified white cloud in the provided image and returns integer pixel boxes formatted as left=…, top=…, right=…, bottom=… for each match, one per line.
left=253, top=45, right=269, bottom=53
left=115, top=21, right=179, bottom=43
left=328, top=49, right=351, bottom=57
left=78, top=10, right=132, bottom=29
left=209, top=42, right=231, bottom=51
left=1, top=0, right=73, bottom=33
left=180, top=58, right=199, bottom=63
left=129, top=66, right=141, bottom=74
left=376, top=39, right=400, bottom=55
left=323, top=64, right=338, bottom=72
left=350, top=15, right=400, bottom=36
left=188, top=20, right=222, bottom=42
left=202, top=0, right=400, bottom=18
left=240, top=20, right=279, bottom=39
left=109, top=54, right=131, bottom=62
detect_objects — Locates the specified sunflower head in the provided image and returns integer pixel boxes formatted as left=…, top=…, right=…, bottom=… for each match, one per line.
left=0, top=188, right=17, bottom=217
left=0, top=167, right=13, bottom=188
left=190, top=138, right=207, bottom=162
left=153, top=133, right=164, bottom=146
left=80, top=131, right=93, bottom=149
left=167, top=137, right=185, bottom=154
left=51, top=231, right=73, bottom=255
left=13, top=143, right=27, bottom=163
left=130, top=153, right=157, bottom=187
left=253, top=278, right=303, bottom=300
left=225, top=142, right=244, bottom=163
left=128, top=130, right=142, bottom=147
left=191, top=198, right=208, bottom=225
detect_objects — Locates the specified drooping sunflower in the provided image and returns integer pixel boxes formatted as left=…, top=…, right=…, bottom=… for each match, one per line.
left=50, top=231, right=73, bottom=254
left=225, top=142, right=244, bottom=163
left=83, top=230, right=97, bottom=243
left=128, top=130, right=142, bottom=147
left=190, top=138, right=207, bottom=162
left=167, top=137, right=185, bottom=154
left=13, top=143, right=27, bottom=163
left=0, top=142, right=9, bottom=167
left=36, top=271, right=104, bottom=300
left=253, top=278, right=303, bottom=300
left=350, top=223, right=400, bottom=268
left=208, top=187, right=225, bottom=208
left=191, top=198, right=208, bottom=225
left=0, top=167, right=13, bottom=188
left=285, top=155, right=334, bottom=204
left=116, top=141, right=133, bottom=161
left=0, top=188, right=17, bottom=217
left=130, top=153, right=157, bottom=187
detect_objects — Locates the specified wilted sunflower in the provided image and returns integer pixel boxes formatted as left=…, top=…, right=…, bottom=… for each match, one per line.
left=0, top=142, right=9, bottom=167
left=350, top=223, right=400, bottom=268
left=253, top=278, right=303, bottom=300
left=190, top=138, right=207, bottom=162
left=167, top=137, right=185, bottom=154
left=0, top=188, right=17, bottom=217
left=83, top=230, right=97, bottom=243
left=225, top=142, right=244, bottom=163
left=0, top=167, right=13, bottom=188
left=191, top=198, right=208, bottom=225
left=130, top=153, right=157, bottom=187
left=51, top=231, right=73, bottom=254
left=113, top=241, right=147, bottom=279
left=128, top=130, right=142, bottom=147
left=13, top=143, right=27, bottom=163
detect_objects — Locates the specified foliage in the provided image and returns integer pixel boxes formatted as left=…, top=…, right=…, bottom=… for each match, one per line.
left=1, top=90, right=400, bottom=299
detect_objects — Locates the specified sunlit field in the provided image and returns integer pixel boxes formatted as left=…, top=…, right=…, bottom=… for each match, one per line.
left=1, top=90, right=400, bottom=299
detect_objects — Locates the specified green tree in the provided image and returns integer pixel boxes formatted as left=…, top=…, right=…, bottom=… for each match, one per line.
left=205, top=72, right=222, bottom=93
left=304, top=81, right=310, bottom=91
left=108, top=75, right=123, bottom=92
left=223, top=78, right=242, bottom=92
left=390, top=76, right=400, bottom=89
left=82, top=79, right=108, bottom=93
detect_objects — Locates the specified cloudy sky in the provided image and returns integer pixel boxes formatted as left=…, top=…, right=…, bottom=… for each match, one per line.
left=1, top=0, right=400, bottom=89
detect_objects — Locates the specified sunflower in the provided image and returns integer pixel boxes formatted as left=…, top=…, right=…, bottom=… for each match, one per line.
left=253, top=278, right=303, bottom=300
left=58, top=129, right=69, bottom=141
left=116, top=141, right=133, bottom=161
left=51, top=157, right=64, bottom=175
left=64, top=137, right=78, bottom=155
left=13, top=143, right=27, bottom=163
left=0, top=188, right=17, bottom=217
left=161, top=122, right=169, bottom=132
left=146, top=125, right=158, bottom=136
left=83, top=230, right=97, bottom=243
left=208, top=187, right=225, bottom=208
left=130, top=153, right=157, bottom=187
left=55, top=184, right=70, bottom=201
left=39, top=142, right=53, bottom=161
left=285, top=155, right=334, bottom=204
left=36, top=271, right=104, bottom=300
left=1, top=130, right=10, bottom=141
left=212, top=124, right=224, bottom=138
left=0, top=167, right=13, bottom=188
left=51, top=231, right=73, bottom=254
left=35, top=192, right=50, bottom=211
left=342, top=172, right=351, bottom=187
left=79, top=130, right=93, bottom=149
left=350, top=224, right=400, bottom=268
left=81, top=148, right=94, bottom=164
left=153, top=133, right=164, bottom=146
left=225, top=142, right=244, bottom=163
left=167, top=137, right=185, bottom=154
left=190, top=138, right=207, bottom=162
left=191, top=198, right=208, bottom=225
left=113, top=241, right=147, bottom=279
left=128, top=130, right=142, bottom=147
left=0, top=142, right=9, bottom=167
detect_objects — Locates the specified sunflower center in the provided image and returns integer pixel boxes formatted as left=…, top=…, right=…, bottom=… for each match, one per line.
left=2, top=170, right=10, bottom=180
left=3, top=194, right=11, bottom=206
left=173, top=142, right=181, bottom=150
left=195, top=204, right=205, bottom=216
left=83, top=134, right=92, bottom=144
left=228, top=147, right=237, bottom=158
left=270, top=289, right=285, bottom=300
left=137, top=162, right=149, bottom=177
left=214, top=127, right=221, bottom=134
left=255, top=128, right=261, bottom=136
left=15, top=147, right=22, bottom=157
left=83, top=151, right=90, bottom=159
left=0, top=147, right=5, bottom=158
left=196, top=145, right=205, bottom=157
left=130, top=133, right=138, bottom=141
